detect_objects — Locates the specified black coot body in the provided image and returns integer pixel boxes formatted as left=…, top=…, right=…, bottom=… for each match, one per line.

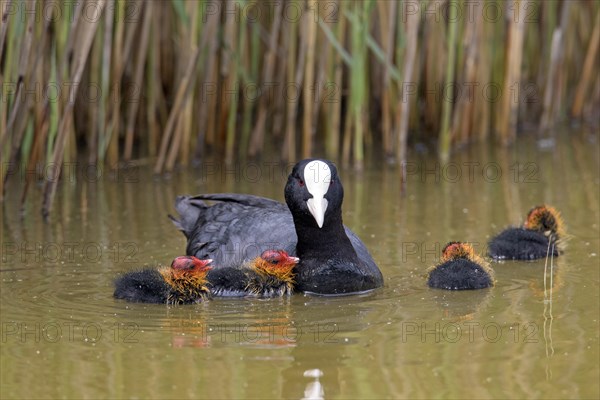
left=488, top=205, right=564, bottom=260
left=427, top=258, right=494, bottom=290
left=427, top=242, right=494, bottom=290
left=206, top=268, right=250, bottom=297
left=207, top=267, right=293, bottom=298
left=207, top=250, right=297, bottom=298
left=114, top=256, right=212, bottom=304
left=488, top=228, right=558, bottom=260
left=114, top=269, right=170, bottom=303
left=171, top=159, right=384, bottom=295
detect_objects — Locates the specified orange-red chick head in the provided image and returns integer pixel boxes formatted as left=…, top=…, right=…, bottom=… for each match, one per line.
left=523, top=205, right=565, bottom=239
left=253, top=250, right=299, bottom=277
left=170, top=256, right=212, bottom=275
left=441, top=242, right=476, bottom=263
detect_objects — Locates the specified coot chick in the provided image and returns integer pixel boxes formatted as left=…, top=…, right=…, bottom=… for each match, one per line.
left=114, top=256, right=212, bottom=304
left=488, top=205, right=565, bottom=260
left=208, top=250, right=299, bottom=298
left=170, top=159, right=384, bottom=295
left=427, top=242, right=495, bottom=290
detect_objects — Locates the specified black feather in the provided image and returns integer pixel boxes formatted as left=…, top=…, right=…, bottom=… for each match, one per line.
left=488, top=228, right=559, bottom=260
left=428, top=259, right=493, bottom=290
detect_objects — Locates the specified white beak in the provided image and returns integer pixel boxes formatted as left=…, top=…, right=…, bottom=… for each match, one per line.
left=304, top=160, right=332, bottom=229
left=307, top=197, right=328, bottom=228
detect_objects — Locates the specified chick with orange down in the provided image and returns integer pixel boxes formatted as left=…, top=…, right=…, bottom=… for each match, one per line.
left=114, top=256, right=212, bottom=304
left=427, top=242, right=495, bottom=290
left=488, top=205, right=565, bottom=260
left=208, top=250, right=299, bottom=298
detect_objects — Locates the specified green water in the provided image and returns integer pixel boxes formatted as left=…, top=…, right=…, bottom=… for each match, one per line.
left=1, top=130, right=599, bottom=399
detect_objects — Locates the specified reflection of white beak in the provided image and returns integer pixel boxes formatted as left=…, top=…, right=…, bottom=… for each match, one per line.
left=304, top=160, right=332, bottom=229
left=307, top=197, right=328, bottom=228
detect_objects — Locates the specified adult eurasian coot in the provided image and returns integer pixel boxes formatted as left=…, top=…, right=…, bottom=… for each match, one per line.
left=171, top=159, right=384, bottom=295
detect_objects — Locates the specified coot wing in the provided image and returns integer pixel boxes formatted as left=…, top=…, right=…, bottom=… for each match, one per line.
left=172, top=194, right=295, bottom=268
left=171, top=194, right=379, bottom=274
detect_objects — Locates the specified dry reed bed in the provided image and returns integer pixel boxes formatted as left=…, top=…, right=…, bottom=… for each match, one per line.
left=0, top=0, right=598, bottom=214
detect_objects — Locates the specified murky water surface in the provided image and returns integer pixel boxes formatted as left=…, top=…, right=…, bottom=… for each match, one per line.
left=1, top=130, right=599, bottom=399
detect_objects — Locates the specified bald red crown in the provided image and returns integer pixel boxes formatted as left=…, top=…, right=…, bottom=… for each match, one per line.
left=260, top=250, right=299, bottom=266
left=171, top=256, right=212, bottom=272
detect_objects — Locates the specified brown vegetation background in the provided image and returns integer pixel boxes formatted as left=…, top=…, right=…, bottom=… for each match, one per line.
left=0, top=0, right=598, bottom=214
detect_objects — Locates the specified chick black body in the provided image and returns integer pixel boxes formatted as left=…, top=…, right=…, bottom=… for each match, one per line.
left=488, top=205, right=564, bottom=260
left=113, top=256, right=212, bottom=304
left=208, top=250, right=297, bottom=298
left=427, top=258, right=494, bottom=290
left=488, top=228, right=558, bottom=260
left=427, top=242, right=495, bottom=290
left=114, top=269, right=171, bottom=303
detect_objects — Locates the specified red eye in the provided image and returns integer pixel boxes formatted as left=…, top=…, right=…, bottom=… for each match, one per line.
left=298, top=179, right=304, bottom=186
